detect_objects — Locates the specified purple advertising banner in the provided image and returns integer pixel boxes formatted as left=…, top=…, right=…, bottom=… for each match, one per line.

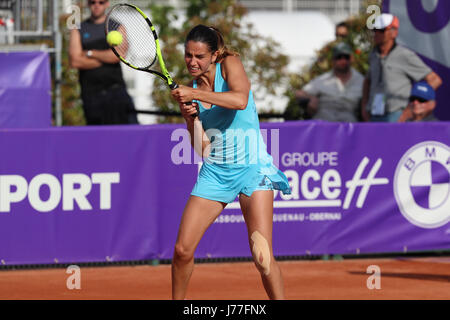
left=384, top=0, right=450, bottom=120
left=0, top=52, right=52, bottom=128
left=0, top=122, right=449, bottom=266
left=161, top=121, right=450, bottom=259
left=0, top=126, right=160, bottom=265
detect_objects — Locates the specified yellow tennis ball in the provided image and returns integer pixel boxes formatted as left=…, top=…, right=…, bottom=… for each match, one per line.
left=107, top=31, right=123, bottom=46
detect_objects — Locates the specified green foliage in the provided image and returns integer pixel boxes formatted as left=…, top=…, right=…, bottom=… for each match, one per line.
left=60, top=15, right=86, bottom=126
left=284, top=0, right=380, bottom=120
left=147, top=0, right=289, bottom=123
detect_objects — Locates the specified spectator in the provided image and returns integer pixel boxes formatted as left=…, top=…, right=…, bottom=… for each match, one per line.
left=335, top=22, right=349, bottom=40
left=295, top=42, right=364, bottom=122
left=398, top=81, right=437, bottom=122
left=361, top=13, right=442, bottom=122
left=69, top=0, right=138, bottom=125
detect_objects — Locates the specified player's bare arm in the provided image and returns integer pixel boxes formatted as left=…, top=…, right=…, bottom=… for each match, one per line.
left=174, top=56, right=250, bottom=110
left=186, top=111, right=211, bottom=158
left=178, top=78, right=210, bottom=157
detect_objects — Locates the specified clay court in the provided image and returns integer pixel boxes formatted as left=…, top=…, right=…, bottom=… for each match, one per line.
left=1, top=256, right=449, bottom=300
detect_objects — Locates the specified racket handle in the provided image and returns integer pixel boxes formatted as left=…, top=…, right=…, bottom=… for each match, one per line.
left=188, top=103, right=199, bottom=119
left=170, top=81, right=198, bottom=118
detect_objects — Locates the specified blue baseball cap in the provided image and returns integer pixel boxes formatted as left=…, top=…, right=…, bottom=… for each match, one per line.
left=410, top=81, right=435, bottom=101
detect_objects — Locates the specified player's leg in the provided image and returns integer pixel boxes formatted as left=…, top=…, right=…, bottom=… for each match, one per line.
left=172, top=195, right=226, bottom=300
left=239, top=190, right=285, bottom=300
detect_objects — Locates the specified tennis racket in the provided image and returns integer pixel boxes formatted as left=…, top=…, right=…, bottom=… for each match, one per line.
left=105, top=3, right=197, bottom=117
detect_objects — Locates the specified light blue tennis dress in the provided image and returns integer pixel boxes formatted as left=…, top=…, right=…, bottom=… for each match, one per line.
left=191, top=62, right=291, bottom=203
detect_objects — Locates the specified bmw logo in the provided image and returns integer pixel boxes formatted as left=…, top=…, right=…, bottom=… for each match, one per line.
left=394, top=141, right=450, bottom=228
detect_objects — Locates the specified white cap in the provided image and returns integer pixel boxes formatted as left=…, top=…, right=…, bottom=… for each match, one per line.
left=373, top=13, right=399, bottom=30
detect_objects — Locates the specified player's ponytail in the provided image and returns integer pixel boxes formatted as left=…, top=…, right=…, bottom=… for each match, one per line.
left=186, top=24, right=239, bottom=62
left=208, top=26, right=239, bottom=62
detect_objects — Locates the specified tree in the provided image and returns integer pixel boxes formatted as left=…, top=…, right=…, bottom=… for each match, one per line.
left=147, top=0, right=289, bottom=123
left=59, top=13, right=86, bottom=126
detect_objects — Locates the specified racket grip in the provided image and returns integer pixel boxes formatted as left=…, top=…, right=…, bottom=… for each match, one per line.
left=170, top=82, right=198, bottom=118
left=187, top=102, right=199, bottom=118
left=191, top=104, right=199, bottom=118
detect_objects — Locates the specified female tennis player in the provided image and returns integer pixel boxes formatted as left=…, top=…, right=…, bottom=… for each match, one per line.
left=170, top=24, right=291, bottom=300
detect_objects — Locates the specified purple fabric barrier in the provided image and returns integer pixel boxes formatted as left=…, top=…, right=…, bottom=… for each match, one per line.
left=384, top=0, right=450, bottom=120
left=0, top=51, right=52, bottom=128
left=0, top=122, right=448, bottom=265
left=0, top=126, right=159, bottom=265
left=161, top=121, right=450, bottom=259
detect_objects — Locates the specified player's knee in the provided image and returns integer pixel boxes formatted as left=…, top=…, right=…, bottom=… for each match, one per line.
left=250, top=231, right=271, bottom=276
left=173, top=242, right=194, bottom=262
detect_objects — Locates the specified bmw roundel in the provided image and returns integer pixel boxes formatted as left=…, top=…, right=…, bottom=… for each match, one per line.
left=394, top=141, right=450, bottom=229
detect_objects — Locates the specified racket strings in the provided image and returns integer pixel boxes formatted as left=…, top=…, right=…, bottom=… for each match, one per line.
left=106, top=5, right=158, bottom=69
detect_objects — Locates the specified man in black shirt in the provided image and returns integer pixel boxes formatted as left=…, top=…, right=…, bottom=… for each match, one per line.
left=69, top=0, right=138, bottom=125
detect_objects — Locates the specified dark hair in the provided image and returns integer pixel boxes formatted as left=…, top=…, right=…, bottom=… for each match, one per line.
left=336, top=21, right=349, bottom=29
left=185, top=24, right=239, bottom=62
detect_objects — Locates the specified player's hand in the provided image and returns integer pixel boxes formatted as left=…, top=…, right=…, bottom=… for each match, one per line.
left=179, top=102, right=199, bottom=121
left=171, top=85, right=195, bottom=104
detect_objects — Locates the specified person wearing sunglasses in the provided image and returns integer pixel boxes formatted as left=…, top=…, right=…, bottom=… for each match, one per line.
left=295, top=42, right=364, bottom=122
left=69, top=0, right=138, bottom=125
left=361, top=13, right=442, bottom=122
left=398, top=81, right=437, bottom=122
